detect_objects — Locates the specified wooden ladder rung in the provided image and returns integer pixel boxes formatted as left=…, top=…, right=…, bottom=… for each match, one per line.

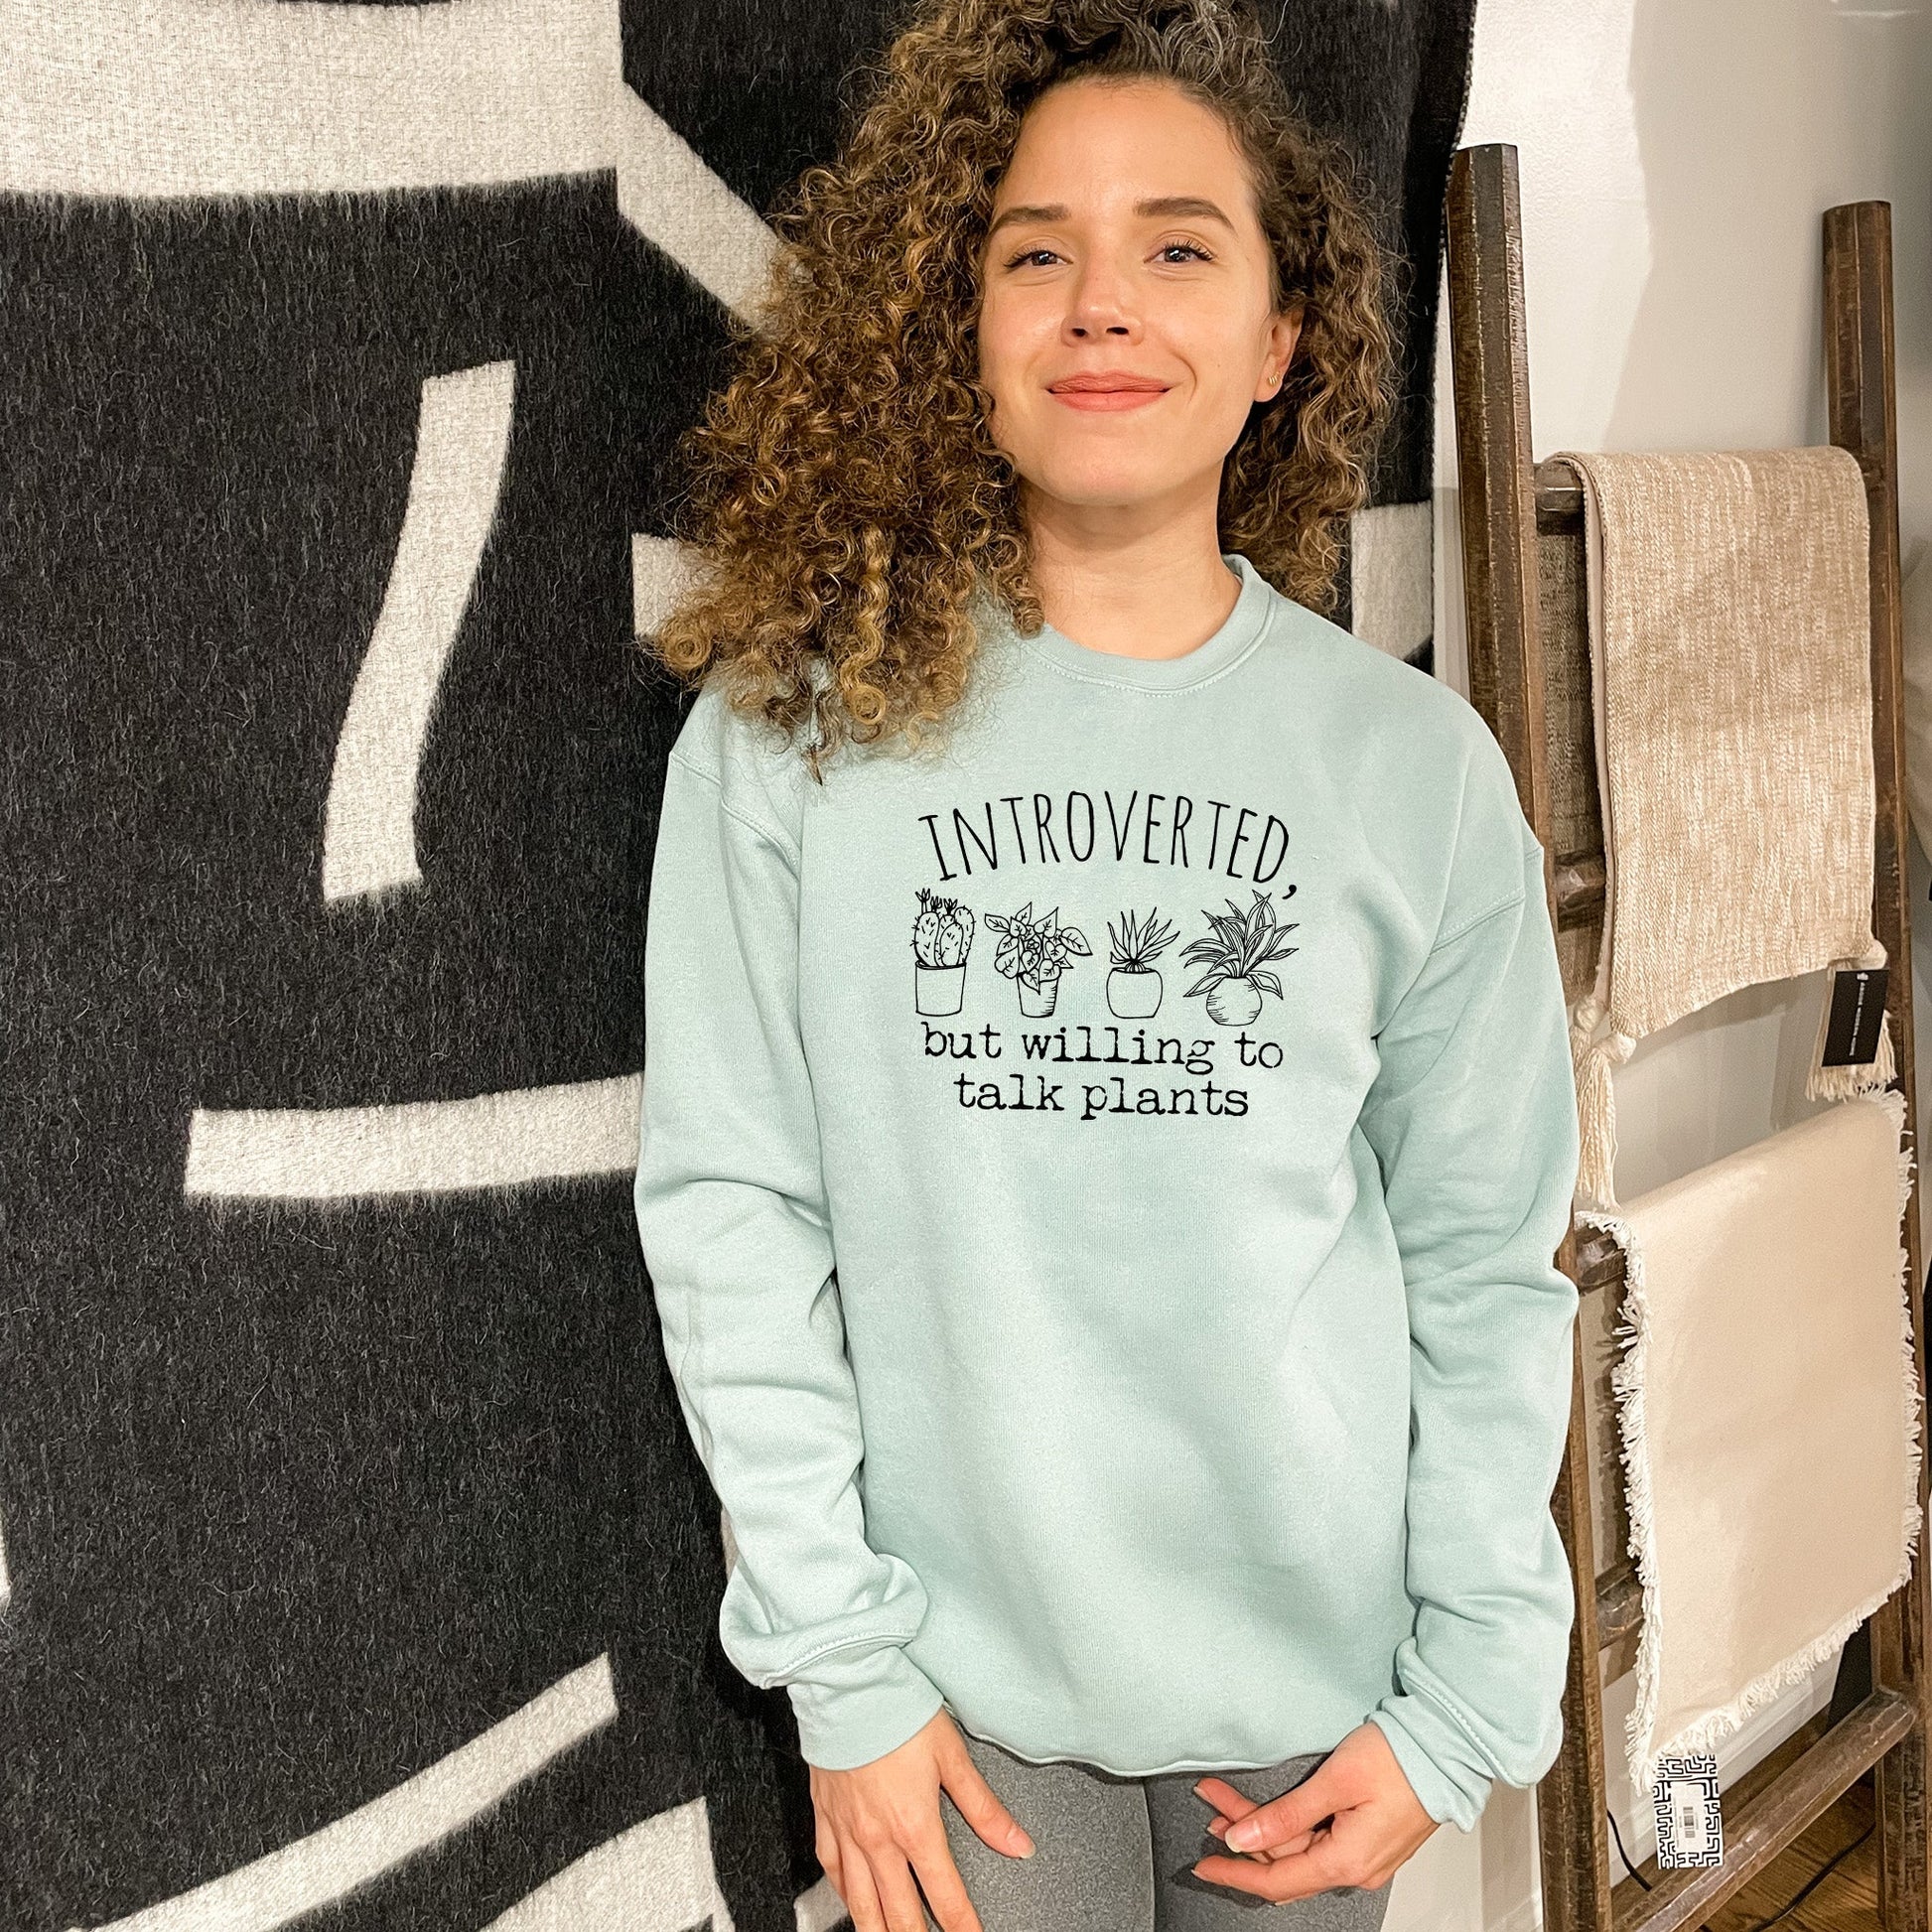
left=1595, top=1562, right=1643, bottom=1649
left=1573, top=1221, right=1625, bottom=1295
left=1536, top=458, right=1586, bottom=530
left=1555, top=853, right=1607, bottom=929
left=1609, top=1688, right=1916, bottom=1932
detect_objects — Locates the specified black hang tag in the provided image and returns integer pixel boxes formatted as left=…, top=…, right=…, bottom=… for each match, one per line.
left=1823, top=965, right=1888, bottom=1066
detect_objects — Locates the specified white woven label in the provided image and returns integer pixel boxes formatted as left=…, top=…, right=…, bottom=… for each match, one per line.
left=1652, top=1752, right=1724, bottom=1868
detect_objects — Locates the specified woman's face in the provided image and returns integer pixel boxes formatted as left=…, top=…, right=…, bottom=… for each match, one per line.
left=975, top=75, right=1303, bottom=530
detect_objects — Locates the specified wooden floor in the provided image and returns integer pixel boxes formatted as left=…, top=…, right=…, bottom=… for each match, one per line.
left=1661, top=1717, right=1884, bottom=1932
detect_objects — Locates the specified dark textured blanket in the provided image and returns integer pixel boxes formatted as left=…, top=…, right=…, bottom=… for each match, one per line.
left=0, top=3, right=1472, bottom=1926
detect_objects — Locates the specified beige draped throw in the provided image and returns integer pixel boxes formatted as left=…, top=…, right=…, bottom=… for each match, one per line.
left=1578, top=1090, right=1920, bottom=1794
left=1549, top=446, right=1891, bottom=1215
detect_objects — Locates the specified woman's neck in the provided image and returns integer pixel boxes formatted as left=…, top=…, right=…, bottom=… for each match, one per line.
left=1023, top=516, right=1243, bottom=663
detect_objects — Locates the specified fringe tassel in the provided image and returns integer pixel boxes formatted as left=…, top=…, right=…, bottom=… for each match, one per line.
left=1874, top=1085, right=1926, bottom=1587
left=1806, top=939, right=1895, bottom=1102
left=1571, top=991, right=1636, bottom=1211
left=1584, top=1201, right=1662, bottom=1792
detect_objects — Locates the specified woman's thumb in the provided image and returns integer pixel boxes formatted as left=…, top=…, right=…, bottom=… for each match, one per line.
left=1224, top=1766, right=1336, bottom=1853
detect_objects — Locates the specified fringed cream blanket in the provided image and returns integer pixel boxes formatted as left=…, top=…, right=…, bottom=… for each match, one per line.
left=1580, top=1087, right=1921, bottom=1793
left=1547, top=447, right=1890, bottom=1211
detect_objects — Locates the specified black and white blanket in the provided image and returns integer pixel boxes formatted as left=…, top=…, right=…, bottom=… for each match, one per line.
left=0, top=2, right=1473, bottom=1925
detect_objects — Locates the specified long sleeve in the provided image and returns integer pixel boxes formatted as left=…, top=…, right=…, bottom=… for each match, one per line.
left=1358, top=827, right=1583, bottom=1835
left=634, top=745, right=946, bottom=1769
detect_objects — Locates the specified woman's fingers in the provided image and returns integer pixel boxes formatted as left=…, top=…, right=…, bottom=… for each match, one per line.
left=1194, top=1773, right=1317, bottom=1862
left=1204, top=1813, right=1316, bottom=1859
left=939, top=1732, right=1036, bottom=1858
left=1193, top=1776, right=1257, bottom=1822
left=833, top=1827, right=935, bottom=1932
left=1193, top=1817, right=1362, bottom=1904
left=835, top=1845, right=887, bottom=1932
left=1193, top=1723, right=1439, bottom=1899
left=1194, top=1768, right=1424, bottom=1904
left=901, top=1819, right=986, bottom=1932
left=866, top=1840, right=940, bottom=1932
left=1216, top=1761, right=1339, bottom=1856
left=807, top=1711, right=1003, bottom=1932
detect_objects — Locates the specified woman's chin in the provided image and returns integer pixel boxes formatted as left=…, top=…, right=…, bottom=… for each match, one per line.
left=1024, top=458, right=1200, bottom=513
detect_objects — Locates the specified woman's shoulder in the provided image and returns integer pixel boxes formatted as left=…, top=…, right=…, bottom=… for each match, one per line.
left=1253, top=597, right=1538, bottom=908
left=665, top=675, right=817, bottom=854
left=1257, top=591, right=1510, bottom=776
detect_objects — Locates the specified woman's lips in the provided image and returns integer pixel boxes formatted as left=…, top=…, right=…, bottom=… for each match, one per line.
left=1047, top=382, right=1171, bottom=413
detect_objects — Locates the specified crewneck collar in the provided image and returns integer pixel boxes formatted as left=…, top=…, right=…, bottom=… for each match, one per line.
left=1007, top=550, right=1276, bottom=691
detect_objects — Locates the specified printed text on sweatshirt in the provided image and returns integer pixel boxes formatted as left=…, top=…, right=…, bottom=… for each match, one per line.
left=633, top=551, right=1583, bottom=1834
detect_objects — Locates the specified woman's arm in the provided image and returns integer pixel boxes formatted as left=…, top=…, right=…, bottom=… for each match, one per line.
left=1356, top=810, right=1584, bottom=1836
left=634, top=745, right=947, bottom=1769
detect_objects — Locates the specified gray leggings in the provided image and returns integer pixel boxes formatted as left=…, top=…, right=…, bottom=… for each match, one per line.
left=919, top=1725, right=1396, bottom=1930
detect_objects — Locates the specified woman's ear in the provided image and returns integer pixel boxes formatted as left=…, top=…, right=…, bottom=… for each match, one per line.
left=1258, top=300, right=1307, bottom=399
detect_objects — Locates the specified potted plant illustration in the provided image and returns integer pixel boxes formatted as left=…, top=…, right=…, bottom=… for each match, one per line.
left=982, top=900, right=1090, bottom=1017
left=1105, top=906, right=1177, bottom=1019
left=911, top=887, right=975, bottom=1016
left=1180, top=887, right=1300, bottom=1026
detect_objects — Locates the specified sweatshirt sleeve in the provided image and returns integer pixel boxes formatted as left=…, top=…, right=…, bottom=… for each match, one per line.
left=633, top=741, right=947, bottom=1770
left=1357, top=813, right=1583, bottom=1835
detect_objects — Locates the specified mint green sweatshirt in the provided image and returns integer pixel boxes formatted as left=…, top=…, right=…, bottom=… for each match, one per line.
left=633, top=550, right=1581, bottom=1834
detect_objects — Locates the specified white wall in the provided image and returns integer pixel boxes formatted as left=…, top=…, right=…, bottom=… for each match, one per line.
left=1398, top=2, right=1932, bottom=1927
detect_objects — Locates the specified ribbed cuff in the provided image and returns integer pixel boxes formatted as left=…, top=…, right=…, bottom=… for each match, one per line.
left=1368, top=1694, right=1496, bottom=1835
left=786, top=1642, right=948, bottom=1770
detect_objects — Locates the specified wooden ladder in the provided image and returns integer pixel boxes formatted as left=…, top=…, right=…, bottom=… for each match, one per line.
left=1442, top=140, right=1931, bottom=1931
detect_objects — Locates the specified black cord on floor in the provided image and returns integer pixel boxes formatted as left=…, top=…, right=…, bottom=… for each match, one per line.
left=1605, top=1806, right=1875, bottom=1930
left=1607, top=1807, right=1652, bottom=1889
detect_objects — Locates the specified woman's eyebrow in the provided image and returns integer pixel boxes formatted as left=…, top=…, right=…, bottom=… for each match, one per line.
left=986, top=195, right=1236, bottom=240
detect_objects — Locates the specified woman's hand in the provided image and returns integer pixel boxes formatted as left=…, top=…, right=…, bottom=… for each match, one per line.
left=811, top=1707, right=1036, bottom=1932
left=1188, top=1722, right=1438, bottom=1904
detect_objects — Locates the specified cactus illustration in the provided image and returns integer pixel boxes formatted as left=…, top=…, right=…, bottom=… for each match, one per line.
left=911, top=888, right=975, bottom=1014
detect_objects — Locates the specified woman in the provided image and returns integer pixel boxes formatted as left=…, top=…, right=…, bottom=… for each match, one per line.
left=634, top=2, right=1582, bottom=1927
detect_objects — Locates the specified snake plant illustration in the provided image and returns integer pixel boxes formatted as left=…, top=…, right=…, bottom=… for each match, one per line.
left=911, top=887, right=975, bottom=1015
left=1105, top=906, right=1178, bottom=1019
left=981, top=900, right=1091, bottom=1018
left=1180, top=886, right=1300, bottom=1025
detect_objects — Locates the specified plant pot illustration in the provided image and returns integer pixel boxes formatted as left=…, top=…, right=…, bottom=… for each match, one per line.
left=1018, top=973, right=1058, bottom=1018
left=1106, top=966, right=1162, bottom=1018
left=1205, top=977, right=1263, bottom=1026
left=1182, top=888, right=1300, bottom=1028
left=909, top=887, right=974, bottom=1013
left=1105, top=907, right=1176, bottom=1018
left=984, top=900, right=1090, bottom=1017
left=916, top=961, right=967, bottom=1015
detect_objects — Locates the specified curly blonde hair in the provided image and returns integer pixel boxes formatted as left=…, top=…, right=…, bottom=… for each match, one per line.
left=647, top=0, right=1397, bottom=778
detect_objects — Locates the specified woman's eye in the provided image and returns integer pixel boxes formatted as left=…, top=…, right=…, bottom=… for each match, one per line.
left=1001, top=241, right=1213, bottom=269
